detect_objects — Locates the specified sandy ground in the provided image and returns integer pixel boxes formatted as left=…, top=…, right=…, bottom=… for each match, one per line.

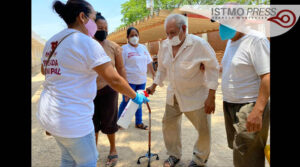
left=32, top=73, right=269, bottom=167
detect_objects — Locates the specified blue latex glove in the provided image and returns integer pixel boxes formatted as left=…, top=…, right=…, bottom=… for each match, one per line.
left=132, top=92, right=150, bottom=105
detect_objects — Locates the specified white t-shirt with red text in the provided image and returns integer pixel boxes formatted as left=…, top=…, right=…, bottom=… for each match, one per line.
left=36, top=28, right=111, bottom=138
left=122, top=44, right=152, bottom=84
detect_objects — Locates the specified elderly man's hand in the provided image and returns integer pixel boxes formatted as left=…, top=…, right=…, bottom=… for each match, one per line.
left=146, top=84, right=157, bottom=95
left=246, top=108, right=263, bottom=132
left=204, top=93, right=215, bottom=114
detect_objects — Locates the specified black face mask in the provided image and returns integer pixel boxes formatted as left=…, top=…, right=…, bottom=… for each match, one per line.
left=94, top=30, right=107, bottom=41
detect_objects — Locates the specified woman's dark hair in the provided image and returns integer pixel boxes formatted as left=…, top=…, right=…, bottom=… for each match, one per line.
left=53, top=0, right=92, bottom=25
left=127, top=27, right=139, bottom=38
left=95, top=12, right=106, bottom=22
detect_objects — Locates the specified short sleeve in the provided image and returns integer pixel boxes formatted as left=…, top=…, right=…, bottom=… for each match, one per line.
left=110, top=41, right=122, bottom=58
left=250, top=38, right=270, bottom=76
left=115, top=45, right=123, bottom=58
left=86, top=39, right=111, bottom=70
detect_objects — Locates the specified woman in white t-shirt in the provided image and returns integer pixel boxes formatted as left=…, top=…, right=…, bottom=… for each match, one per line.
left=117, top=27, right=156, bottom=130
left=36, top=1, right=149, bottom=167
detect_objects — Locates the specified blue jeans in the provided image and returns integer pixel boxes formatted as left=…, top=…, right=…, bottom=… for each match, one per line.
left=118, top=83, right=146, bottom=125
left=53, top=132, right=99, bottom=167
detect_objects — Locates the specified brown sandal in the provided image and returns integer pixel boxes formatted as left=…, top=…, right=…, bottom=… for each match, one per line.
left=135, top=123, right=148, bottom=130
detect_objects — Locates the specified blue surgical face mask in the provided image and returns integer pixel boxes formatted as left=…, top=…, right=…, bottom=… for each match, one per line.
left=219, top=24, right=236, bottom=40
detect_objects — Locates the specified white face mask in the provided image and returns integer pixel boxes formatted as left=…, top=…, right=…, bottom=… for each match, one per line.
left=129, top=36, right=139, bottom=45
left=169, top=28, right=182, bottom=46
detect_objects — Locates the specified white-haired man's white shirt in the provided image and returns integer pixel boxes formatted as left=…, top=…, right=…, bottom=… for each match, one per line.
left=154, top=34, right=219, bottom=112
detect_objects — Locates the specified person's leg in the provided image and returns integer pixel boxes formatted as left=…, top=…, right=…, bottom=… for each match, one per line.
left=134, top=83, right=146, bottom=126
left=97, top=86, right=120, bottom=166
left=94, top=132, right=99, bottom=146
left=222, top=101, right=238, bottom=150
left=118, top=83, right=136, bottom=118
left=53, top=132, right=99, bottom=167
left=55, top=138, right=76, bottom=167
left=107, top=134, right=117, bottom=154
left=163, top=96, right=183, bottom=165
left=184, top=107, right=211, bottom=166
left=92, top=90, right=102, bottom=145
left=106, top=133, right=118, bottom=166
left=223, top=101, right=251, bottom=167
left=106, top=87, right=119, bottom=156
left=233, top=101, right=270, bottom=167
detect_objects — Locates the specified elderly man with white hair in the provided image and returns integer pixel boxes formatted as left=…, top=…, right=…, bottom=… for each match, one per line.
left=146, top=14, right=219, bottom=167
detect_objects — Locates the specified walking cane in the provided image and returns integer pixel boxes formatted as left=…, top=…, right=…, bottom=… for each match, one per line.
left=137, top=101, right=159, bottom=167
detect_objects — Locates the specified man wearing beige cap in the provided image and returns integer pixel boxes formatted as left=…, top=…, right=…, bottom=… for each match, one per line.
left=146, top=14, right=219, bottom=167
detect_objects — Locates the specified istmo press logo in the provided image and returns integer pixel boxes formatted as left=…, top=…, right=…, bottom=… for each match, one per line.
left=180, top=5, right=300, bottom=37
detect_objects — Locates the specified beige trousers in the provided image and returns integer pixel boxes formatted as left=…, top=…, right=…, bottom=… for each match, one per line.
left=162, top=96, right=211, bottom=166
